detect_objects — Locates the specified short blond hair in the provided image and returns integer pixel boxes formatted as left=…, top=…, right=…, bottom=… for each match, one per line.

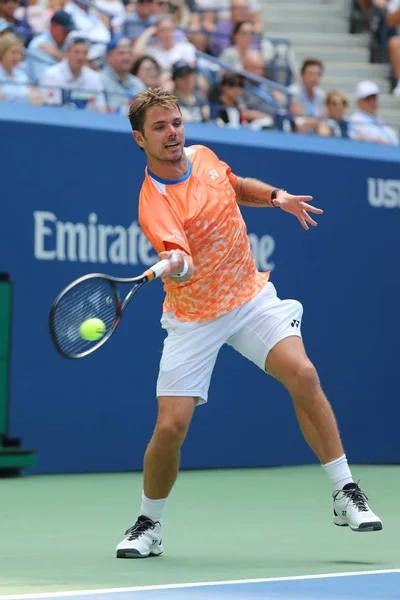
left=326, top=89, right=348, bottom=107
left=128, top=87, right=181, bottom=133
left=0, top=33, right=23, bottom=61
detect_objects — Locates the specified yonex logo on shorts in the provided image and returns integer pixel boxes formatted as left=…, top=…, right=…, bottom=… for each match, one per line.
left=291, top=319, right=300, bottom=328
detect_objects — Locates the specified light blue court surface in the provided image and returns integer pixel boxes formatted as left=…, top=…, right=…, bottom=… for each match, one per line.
left=3, top=571, right=400, bottom=600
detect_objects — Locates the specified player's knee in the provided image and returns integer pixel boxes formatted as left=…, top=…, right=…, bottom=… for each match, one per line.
left=156, top=416, right=190, bottom=446
left=290, top=360, right=320, bottom=395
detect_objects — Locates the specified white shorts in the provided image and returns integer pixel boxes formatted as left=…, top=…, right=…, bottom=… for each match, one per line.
left=156, top=282, right=303, bottom=405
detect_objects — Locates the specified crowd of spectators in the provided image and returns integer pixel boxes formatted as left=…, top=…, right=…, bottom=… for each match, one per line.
left=0, top=0, right=398, bottom=144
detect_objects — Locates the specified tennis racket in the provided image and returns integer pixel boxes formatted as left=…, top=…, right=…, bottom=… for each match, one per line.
left=49, top=257, right=176, bottom=360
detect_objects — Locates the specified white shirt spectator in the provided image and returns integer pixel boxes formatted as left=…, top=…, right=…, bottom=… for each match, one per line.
left=40, top=59, right=106, bottom=110
left=288, top=82, right=326, bottom=118
left=349, top=111, right=398, bottom=145
left=147, top=42, right=196, bottom=73
left=64, top=2, right=111, bottom=43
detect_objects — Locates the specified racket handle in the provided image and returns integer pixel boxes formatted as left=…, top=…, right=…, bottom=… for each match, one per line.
left=146, top=258, right=174, bottom=280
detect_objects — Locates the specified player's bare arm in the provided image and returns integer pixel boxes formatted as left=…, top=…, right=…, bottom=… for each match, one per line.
left=159, top=247, right=194, bottom=283
left=234, top=177, right=323, bottom=231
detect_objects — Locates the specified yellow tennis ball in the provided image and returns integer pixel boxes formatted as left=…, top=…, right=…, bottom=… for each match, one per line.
left=79, top=318, right=106, bottom=341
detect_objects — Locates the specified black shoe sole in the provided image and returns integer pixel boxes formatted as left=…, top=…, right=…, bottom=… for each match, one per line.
left=116, top=550, right=163, bottom=559
left=351, top=522, right=383, bottom=532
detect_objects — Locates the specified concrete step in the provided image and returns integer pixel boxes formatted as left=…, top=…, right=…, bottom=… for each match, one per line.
left=324, top=62, right=390, bottom=77
left=375, top=94, right=400, bottom=109
left=294, top=45, right=369, bottom=63
left=278, top=32, right=370, bottom=47
left=322, top=76, right=391, bottom=93
left=261, top=3, right=345, bottom=19
left=264, top=17, right=348, bottom=34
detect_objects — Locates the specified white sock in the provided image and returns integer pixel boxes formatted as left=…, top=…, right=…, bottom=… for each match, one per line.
left=322, top=454, right=354, bottom=491
left=140, top=491, right=167, bottom=523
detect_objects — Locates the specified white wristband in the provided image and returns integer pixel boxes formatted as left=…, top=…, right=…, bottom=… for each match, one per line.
left=173, top=259, right=189, bottom=278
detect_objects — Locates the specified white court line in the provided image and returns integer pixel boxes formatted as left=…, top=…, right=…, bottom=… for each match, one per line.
left=1, top=569, right=400, bottom=599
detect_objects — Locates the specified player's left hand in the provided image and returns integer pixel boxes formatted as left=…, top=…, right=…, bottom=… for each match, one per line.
left=274, top=191, right=323, bottom=230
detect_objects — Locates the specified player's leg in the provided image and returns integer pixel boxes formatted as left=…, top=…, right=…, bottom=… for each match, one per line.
left=116, top=395, right=196, bottom=559
left=227, top=283, right=382, bottom=532
left=265, top=336, right=382, bottom=532
left=266, top=337, right=343, bottom=464
left=116, top=311, right=230, bottom=558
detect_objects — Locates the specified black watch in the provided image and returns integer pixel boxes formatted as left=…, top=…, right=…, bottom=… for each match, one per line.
left=271, top=188, right=282, bottom=208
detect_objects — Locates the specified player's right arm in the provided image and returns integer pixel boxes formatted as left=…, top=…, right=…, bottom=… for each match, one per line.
left=139, top=187, right=194, bottom=283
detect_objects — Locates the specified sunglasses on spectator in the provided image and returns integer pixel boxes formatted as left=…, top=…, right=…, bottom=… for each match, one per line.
left=137, top=0, right=154, bottom=3
left=224, top=81, right=244, bottom=88
left=328, top=100, right=347, bottom=107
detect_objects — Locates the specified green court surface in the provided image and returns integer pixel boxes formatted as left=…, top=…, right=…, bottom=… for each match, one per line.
left=0, top=465, right=399, bottom=595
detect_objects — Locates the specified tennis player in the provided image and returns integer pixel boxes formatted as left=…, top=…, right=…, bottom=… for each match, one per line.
left=116, top=88, right=382, bottom=558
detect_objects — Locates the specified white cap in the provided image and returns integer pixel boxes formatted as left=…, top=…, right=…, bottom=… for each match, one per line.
left=64, top=31, right=89, bottom=51
left=356, top=80, right=380, bottom=99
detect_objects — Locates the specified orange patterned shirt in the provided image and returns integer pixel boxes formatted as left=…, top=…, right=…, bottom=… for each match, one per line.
left=139, top=145, right=270, bottom=322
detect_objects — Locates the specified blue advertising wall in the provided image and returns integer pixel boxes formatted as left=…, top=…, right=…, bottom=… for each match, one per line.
left=1, top=103, right=399, bottom=474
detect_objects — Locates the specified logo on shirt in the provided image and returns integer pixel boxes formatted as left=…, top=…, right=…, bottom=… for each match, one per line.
left=291, top=319, right=300, bottom=328
left=209, top=169, right=219, bottom=180
left=367, top=177, right=400, bottom=208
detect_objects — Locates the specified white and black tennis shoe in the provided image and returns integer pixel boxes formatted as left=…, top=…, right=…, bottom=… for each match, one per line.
left=116, top=515, right=163, bottom=558
left=333, top=482, right=382, bottom=532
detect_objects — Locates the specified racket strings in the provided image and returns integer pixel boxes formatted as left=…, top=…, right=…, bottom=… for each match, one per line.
left=52, top=279, right=118, bottom=357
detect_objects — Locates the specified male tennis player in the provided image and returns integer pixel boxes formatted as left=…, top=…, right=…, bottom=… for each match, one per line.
left=116, top=88, right=382, bottom=558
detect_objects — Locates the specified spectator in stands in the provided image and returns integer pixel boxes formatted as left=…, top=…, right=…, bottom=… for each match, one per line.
left=15, top=0, right=48, bottom=35
left=387, top=0, right=400, bottom=96
left=289, top=58, right=326, bottom=134
left=316, top=90, right=351, bottom=139
left=219, top=20, right=254, bottom=70
left=100, top=36, right=145, bottom=113
left=27, top=10, right=75, bottom=83
left=201, top=0, right=263, bottom=37
left=216, top=71, right=245, bottom=127
left=172, top=59, right=209, bottom=122
left=350, top=80, right=398, bottom=144
left=134, top=17, right=196, bottom=75
left=131, top=54, right=161, bottom=88
left=0, top=32, right=43, bottom=103
left=39, top=32, right=106, bottom=110
left=64, top=0, right=111, bottom=44
left=239, top=50, right=282, bottom=124
left=86, top=42, right=106, bottom=70
left=0, top=0, right=33, bottom=45
left=121, top=0, right=156, bottom=41
left=95, top=0, right=126, bottom=33
left=209, top=0, right=261, bottom=58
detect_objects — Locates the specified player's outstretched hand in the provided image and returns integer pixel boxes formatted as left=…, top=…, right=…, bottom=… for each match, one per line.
left=274, top=191, right=323, bottom=230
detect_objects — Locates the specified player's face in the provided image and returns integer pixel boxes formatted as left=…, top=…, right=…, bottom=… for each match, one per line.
left=138, top=106, right=185, bottom=163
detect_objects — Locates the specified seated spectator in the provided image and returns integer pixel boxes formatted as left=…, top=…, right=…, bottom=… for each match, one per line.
left=0, top=32, right=42, bottom=103
left=387, top=0, right=400, bottom=96
left=39, top=32, right=106, bottom=111
left=289, top=58, right=326, bottom=134
left=131, top=54, right=161, bottom=88
left=172, top=60, right=209, bottom=121
left=15, top=0, right=49, bottom=35
left=121, top=0, right=156, bottom=41
left=209, top=0, right=262, bottom=57
left=0, top=0, right=33, bottom=45
left=350, top=80, right=398, bottom=144
left=100, top=36, right=145, bottom=113
left=215, top=71, right=246, bottom=127
left=316, top=90, right=351, bottom=139
left=64, top=0, right=111, bottom=44
left=27, top=10, right=75, bottom=83
left=239, top=50, right=283, bottom=124
left=200, top=0, right=263, bottom=37
left=357, top=0, right=388, bottom=25
left=219, top=20, right=255, bottom=70
left=134, top=17, right=196, bottom=75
